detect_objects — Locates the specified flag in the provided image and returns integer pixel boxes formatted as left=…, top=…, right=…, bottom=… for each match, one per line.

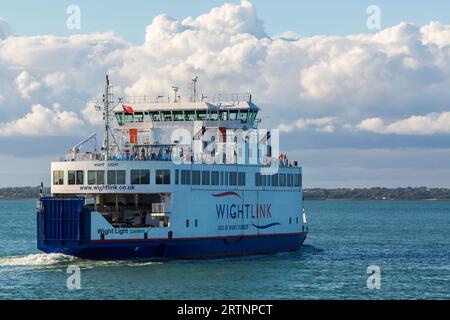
left=122, top=104, right=134, bottom=114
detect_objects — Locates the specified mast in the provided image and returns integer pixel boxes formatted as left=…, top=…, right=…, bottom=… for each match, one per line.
left=103, top=75, right=114, bottom=160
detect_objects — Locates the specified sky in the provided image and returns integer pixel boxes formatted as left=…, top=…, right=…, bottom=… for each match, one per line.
left=0, top=0, right=450, bottom=188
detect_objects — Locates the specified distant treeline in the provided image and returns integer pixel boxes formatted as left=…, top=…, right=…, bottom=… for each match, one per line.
left=0, top=186, right=450, bottom=200
left=303, top=187, right=450, bottom=200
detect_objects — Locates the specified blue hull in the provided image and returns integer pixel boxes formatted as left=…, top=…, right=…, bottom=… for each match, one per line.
left=38, top=233, right=307, bottom=260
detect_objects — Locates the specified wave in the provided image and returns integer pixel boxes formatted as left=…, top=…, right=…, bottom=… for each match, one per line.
left=0, top=253, right=77, bottom=267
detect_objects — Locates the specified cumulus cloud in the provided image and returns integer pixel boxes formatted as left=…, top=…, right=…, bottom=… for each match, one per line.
left=278, top=117, right=338, bottom=133
left=1, top=2, right=450, bottom=139
left=357, top=112, right=450, bottom=135
left=0, top=104, right=84, bottom=137
left=15, top=71, right=42, bottom=99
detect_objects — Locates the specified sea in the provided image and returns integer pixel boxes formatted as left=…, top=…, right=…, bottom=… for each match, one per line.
left=0, top=199, right=449, bottom=300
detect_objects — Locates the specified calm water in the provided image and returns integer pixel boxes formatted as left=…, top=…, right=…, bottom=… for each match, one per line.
left=0, top=199, right=449, bottom=299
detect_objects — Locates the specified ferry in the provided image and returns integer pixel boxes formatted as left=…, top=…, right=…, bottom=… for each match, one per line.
left=36, top=76, right=308, bottom=259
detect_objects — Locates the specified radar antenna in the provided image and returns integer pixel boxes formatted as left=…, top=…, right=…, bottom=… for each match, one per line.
left=191, top=76, right=199, bottom=102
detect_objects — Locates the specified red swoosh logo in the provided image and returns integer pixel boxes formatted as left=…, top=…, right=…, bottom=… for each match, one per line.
left=212, top=192, right=241, bottom=199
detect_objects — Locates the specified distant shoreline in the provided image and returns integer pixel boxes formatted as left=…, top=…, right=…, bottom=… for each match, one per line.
left=1, top=186, right=450, bottom=201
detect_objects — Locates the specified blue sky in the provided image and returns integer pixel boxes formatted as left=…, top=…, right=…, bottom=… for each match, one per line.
left=0, top=1, right=450, bottom=188
left=2, top=0, right=450, bottom=43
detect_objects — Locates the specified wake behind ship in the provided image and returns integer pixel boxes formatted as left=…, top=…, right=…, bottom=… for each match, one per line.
left=36, top=76, right=308, bottom=259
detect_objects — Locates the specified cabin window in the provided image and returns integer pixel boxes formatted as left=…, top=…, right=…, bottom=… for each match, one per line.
left=230, top=172, right=238, bottom=186
left=287, top=174, right=293, bottom=187
left=279, top=174, right=286, bottom=187
left=186, top=220, right=190, bottom=228
left=181, top=170, right=191, bottom=185
left=185, top=111, right=196, bottom=121
left=192, top=170, right=201, bottom=185
left=131, top=170, right=150, bottom=185
left=255, top=172, right=262, bottom=187
left=88, top=170, right=105, bottom=185
left=294, top=174, right=301, bottom=187
left=195, top=219, right=198, bottom=227
left=52, top=170, right=64, bottom=185
left=202, top=171, right=210, bottom=186
left=197, top=110, right=207, bottom=121
left=107, top=170, right=126, bottom=185
left=173, top=111, right=184, bottom=121
left=224, top=172, right=229, bottom=186
left=271, top=174, right=279, bottom=187
left=220, top=171, right=225, bottom=186
left=239, top=110, right=249, bottom=122
left=175, top=170, right=180, bottom=185
left=211, top=171, right=220, bottom=186
left=134, top=112, right=144, bottom=122
left=238, top=172, right=246, bottom=186
left=68, top=170, right=84, bottom=185
left=156, top=170, right=171, bottom=185
left=229, top=110, right=238, bottom=121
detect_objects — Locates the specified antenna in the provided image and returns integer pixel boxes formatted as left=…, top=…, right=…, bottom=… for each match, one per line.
left=191, top=76, right=199, bottom=102
left=172, top=86, right=179, bottom=103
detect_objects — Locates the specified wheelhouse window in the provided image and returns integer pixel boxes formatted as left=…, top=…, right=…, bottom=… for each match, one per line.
left=68, top=170, right=84, bottom=185
left=162, top=111, right=173, bottom=121
left=209, top=111, right=219, bottom=121
left=107, top=170, right=126, bottom=185
left=229, top=110, right=238, bottom=120
left=88, top=170, right=105, bottom=185
left=220, top=111, right=228, bottom=121
left=173, top=111, right=184, bottom=121
left=156, top=170, right=171, bottom=185
left=115, top=113, right=125, bottom=126
left=149, top=111, right=160, bottom=121
left=134, top=112, right=144, bottom=122
left=53, top=170, right=64, bottom=185
left=185, top=111, right=196, bottom=121
left=131, top=170, right=150, bottom=185
left=239, top=110, right=248, bottom=122
left=197, top=110, right=207, bottom=121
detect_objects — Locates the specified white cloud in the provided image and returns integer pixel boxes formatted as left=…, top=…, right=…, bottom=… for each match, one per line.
left=278, top=117, right=337, bottom=133
left=15, top=71, right=42, bottom=99
left=0, top=104, right=84, bottom=137
left=1, top=2, right=450, bottom=138
left=82, top=102, right=104, bottom=125
left=357, top=112, right=450, bottom=135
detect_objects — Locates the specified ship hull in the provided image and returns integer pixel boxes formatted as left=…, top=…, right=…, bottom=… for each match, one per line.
left=38, top=232, right=307, bottom=260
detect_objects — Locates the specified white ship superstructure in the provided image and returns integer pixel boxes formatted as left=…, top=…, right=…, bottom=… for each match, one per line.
left=37, top=76, right=307, bottom=259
